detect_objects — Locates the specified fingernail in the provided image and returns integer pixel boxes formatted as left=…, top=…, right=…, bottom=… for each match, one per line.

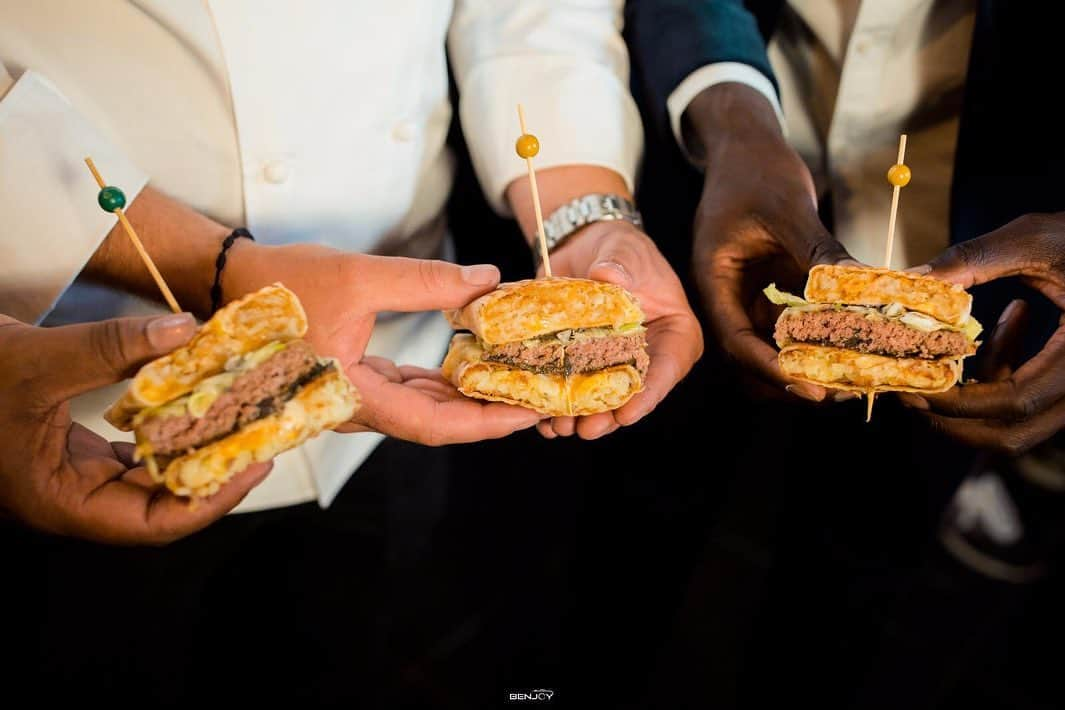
left=905, top=264, right=932, bottom=275
left=833, top=391, right=861, bottom=402
left=253, top=462, right=274, bottom=480
left=998, top=300, right=1021, bottom=326
left=786, top=383, right=825, bottom=402
left=591, top=261, right=632, bottom=286
left=146, top=312, right=196, bottom=350
left=461, top=264, right=499, bottom=286
left=897, top=393, right=930, bottom=410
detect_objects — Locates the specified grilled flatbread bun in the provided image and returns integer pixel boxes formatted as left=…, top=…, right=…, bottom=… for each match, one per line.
left=441, top=334, right=643, bottom=416
left=446, top=277, right=644, bottom=345
left=151, top=366, right=358, bottom=500
left=779, top=344, right=962, bottom=394
left=805, top=265, right=972, bottom=327
left=106, top=284, right=307, bottom=430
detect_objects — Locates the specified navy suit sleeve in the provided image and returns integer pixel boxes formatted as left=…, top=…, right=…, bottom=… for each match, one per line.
left=625, top=0, right=778, bottom=140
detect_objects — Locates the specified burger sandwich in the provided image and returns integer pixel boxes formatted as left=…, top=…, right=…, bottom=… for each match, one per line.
left=765, top=264, right=982, bottom=394
left=442, top=277, right=648, bottom=416
left=106, top=284, right=360, bottom=500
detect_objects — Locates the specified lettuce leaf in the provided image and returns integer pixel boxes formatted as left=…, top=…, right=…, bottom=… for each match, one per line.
left=763, top=284, right=808, bottom=307
left=962, top=316, right=983, bottom=341
left=764, top=282, right=983, bottom=341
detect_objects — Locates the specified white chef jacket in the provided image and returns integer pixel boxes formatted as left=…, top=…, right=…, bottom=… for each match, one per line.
left=668, top=0, right=975, bottom=269
left=0, top=1, right=641, bottom=511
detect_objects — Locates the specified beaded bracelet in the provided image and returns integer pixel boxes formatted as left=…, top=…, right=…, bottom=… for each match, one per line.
left=209, top=228, right=255, bottom=315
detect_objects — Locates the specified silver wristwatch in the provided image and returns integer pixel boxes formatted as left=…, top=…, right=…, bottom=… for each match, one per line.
left=539, top=194, right=643, bottom=257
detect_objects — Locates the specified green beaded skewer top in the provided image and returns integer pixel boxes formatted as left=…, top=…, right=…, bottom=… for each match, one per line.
left=85, top=157, right=181, bottom=313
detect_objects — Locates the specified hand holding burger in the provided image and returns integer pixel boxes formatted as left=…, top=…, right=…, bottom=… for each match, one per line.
left=0, top=312, right=272, bottom=544
left=105, top=284, right=359, bottom=501
left=899, top=215, right=1065, bottom=455
left=534, top=220, right=702, bottom=439
left=443, top=275, right=649, bottom=416
left=765, top=264, right=982, bottom=396
left=441, top=217, right=702, bottom=441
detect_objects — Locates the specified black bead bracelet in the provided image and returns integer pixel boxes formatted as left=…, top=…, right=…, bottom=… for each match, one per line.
left=209, top=228, right=255, bottom=315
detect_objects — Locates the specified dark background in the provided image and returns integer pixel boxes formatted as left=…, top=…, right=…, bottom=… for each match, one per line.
left=2, top=48, right=1064, bottom=710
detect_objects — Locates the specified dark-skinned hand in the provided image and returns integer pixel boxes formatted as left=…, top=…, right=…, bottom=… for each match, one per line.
left=899, top=214, right=1065, bottom=455
left=687, top=82, right=858, bottom=404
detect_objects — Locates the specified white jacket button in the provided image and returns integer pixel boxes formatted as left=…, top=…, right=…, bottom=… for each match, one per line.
left=391, top=121, right=415, bottom=143
left=263, top=159, right=290, bottom=184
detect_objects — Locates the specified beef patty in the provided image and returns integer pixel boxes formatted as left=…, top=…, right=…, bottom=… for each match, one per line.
left=484, top=332, right=649, bottom=375
left=138, top=340, right=328, bottom=456
left=775, top=310, right=970, bottom=359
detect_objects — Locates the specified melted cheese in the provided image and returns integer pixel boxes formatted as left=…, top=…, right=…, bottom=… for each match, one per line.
left=134, top=340, right=291, bottom=424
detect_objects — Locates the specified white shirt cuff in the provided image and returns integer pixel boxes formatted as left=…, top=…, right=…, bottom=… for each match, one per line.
left=458, top=55, right=642, bottom=216
left=667, top=62, right=785, bottom=162
left=0, top=71, right=148, bottom=324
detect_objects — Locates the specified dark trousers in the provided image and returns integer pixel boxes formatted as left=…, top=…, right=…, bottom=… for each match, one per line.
left=6, top=438, right=461, bottom=707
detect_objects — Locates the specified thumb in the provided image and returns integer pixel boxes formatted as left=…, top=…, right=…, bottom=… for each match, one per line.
left=358, top=256, right=501, bottom=312
left=749, top=191, right=856, bottom=269
left=586, top=234, right=653, bottom=291
left=922, top=220, right=1038, bottom=289
left=790, top=218, right=857, bottom=270
left=588, top=259, right=636, bottom=290
left=763, top=196, right=856, bottom=270
left=921, top=239, right=994, bottom=289
left=32, top=312, right=196, bottom=407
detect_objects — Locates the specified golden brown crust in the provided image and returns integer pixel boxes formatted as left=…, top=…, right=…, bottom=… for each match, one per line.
left=804, top=265, right=972, bottom=327
left=567, top=367, right=644, bottom=416
left=445, top=277, right=644, bottom=345
left=779, top=344, right=962, bottom=394
left=106, top=284, right=307, bottom=430
left=153, top=366, right=358, bottom=500
left=442, top=334, right=643, bottom=416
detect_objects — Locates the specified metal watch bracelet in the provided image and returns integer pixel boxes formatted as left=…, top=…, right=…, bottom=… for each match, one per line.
left=535, top=193, right=642, bottom=264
